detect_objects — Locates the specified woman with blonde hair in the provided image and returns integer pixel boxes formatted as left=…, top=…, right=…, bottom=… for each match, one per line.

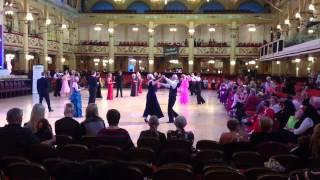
left=24, top=103, right=46, bottom=133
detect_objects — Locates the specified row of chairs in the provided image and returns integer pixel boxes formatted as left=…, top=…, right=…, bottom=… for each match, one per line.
left=118, top=42, right=148, bottom=46
left=0, top=80, right=31, bottom=99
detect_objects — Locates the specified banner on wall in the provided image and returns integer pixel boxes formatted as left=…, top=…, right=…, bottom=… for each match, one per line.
left=32, top=65, right=44, bottom=94
left=163, top=47, right=179, bottom=57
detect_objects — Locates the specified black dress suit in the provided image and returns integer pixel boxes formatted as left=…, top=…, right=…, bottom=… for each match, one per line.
left=115, top=74, right=123, bottom=97
left=37, top=77, right=52, bottom=110
left=195, top=80, right=205, bottom=104
left=88, top=75, right=98, bottom=104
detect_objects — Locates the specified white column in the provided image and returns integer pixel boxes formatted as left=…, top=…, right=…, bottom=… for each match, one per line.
left=188, top=21, right=194, bottom=73
left=21, top=0, right=29, bottom=73
left=41, top=7, right=49, bottom=71
left=312, top=0, right=320, bottom=21
left=148, top=21, right=155, bottom=72
left=0, top=0, right=4, bottom=68
left=57, top=29, right=63, bottom=71
left=288, top=19, right=299, bottom=39
left=108, top=21, right=115, bottom=72
left=229, top=22, right=238, bottom=75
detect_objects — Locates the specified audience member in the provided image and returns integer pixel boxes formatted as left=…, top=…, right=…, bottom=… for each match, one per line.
left=244, top=89, right=260, bottom=112
left=24, top=104, right=46, bottom=133
left=167, top=115, right=194, bottom=143
left=0, top=108, right=39, bottom=155
left=291, top=103, right=319, bottom=136
left=250, top=116, right=275, bottom=145
left=219, top=119, right=249, bottom=145
left=96, top=109, right=134, bottom=150
left=80, top=103, right=105, bottom=136
left=55, top=103, right=81, bottom=141
left=139, top=115, right=166, bottom=147
left=35, top=118, right=53, bottom=142
left=311, top=124, right=320, bottom=160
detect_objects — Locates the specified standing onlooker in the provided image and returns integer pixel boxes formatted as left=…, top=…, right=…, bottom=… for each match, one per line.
left=115, top=71, right=123, bottom=98
left=88, top=71, right=98, bottom=104
left=37, top=72, right=53, bottom=112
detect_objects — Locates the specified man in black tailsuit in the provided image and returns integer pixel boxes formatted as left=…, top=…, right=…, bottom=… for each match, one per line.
left=162, top=74, right=180, bottom=123
left=115, top=71, right=123, bottom=98
left=37, top=72, right=53, bottom=112
left=88, top=71, right=98, bottom=104
left=195, top=73, right=206, bottom=104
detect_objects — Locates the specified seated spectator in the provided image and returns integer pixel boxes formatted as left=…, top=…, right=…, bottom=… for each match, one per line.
left=270, top=96, right=281, bottom=114
left=139, top=115, right=166, bottom=147
left=276, top=98, right=295, bottom=128
left=24, top=104, right=45, bottom=133
left=167, top=116, right=194, bottom=144
left=0, top=108, right=39, bottom=155
left=96, top=109, right=133, bottom=150
left=55, top=103, right=81, bottom=141
left=250, top=116, right=275, bottom=145
left=219, top=119, right=249, bottom=145
left=311, top=124, right=320, bottom=160
left=35, top=118, right=53, bottom=142
left=80, top=104, right=105, bottom=136
left=244, top=89, right=260, bottom=112
left=291, top=103, right=319, bottom=136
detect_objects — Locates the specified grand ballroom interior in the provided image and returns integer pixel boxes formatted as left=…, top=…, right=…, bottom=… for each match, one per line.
left=1, top=0, right=320, bottom=179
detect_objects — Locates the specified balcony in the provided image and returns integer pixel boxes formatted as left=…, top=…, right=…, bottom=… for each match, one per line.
left=4, top=32, right=23, bottom=49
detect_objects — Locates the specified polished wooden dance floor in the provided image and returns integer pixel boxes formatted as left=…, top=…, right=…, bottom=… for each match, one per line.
left=0, top=89, right=229, bottom=144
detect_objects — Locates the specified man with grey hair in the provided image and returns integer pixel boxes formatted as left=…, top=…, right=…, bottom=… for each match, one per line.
left=0, top=108, right=39, bottom=155
left=161, top=74, right=180, bottom=123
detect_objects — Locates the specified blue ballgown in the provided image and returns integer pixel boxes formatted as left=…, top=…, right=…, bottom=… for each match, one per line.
left=70, top=87, right=82, bottom=117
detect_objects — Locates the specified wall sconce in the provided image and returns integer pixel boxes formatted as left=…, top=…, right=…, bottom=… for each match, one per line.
left=276, top=61, right=280, bottom=64
left=188, top=28, right=195, bottom=35
left=230, top=60, right=236, bottom=66
left=188, top=60, right=194, bottom=65
left=26, top=13, right=34, bottom=21
left=108, top=28, right=114, bottom=34
left=109, top=58, right=114, bottom=64
left=149, top=59, right=154, bottom=64
left=45, top=19, right=51, bottom=25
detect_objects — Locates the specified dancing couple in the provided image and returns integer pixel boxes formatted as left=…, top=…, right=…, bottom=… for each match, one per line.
left=143, top=73, right=180, bottom=123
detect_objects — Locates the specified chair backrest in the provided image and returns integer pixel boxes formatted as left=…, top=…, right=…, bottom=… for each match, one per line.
left=204, top=169, right=245, bottom=180
left=271, top=154, right=301, bottom=171
left=42, top=158, right=72, bottom=177
left=137, top=137, right=161, bottom=152
left=244, top=167, right=276, bottom=180
left=127, top=166, right=144, bottom=180
left=257, top=174, right=288, bottom=180
left=153, top=167, right=194, bottom=180
left=56, top=135, right=73, bottom=149
left=255, top=141, right=290, bottom=160
left=59, top=144, right=89, bottom=161
left=130, top=147, right=155, bottom=163
left=29, top=144, right=57, bottom=162
left=196, top=140, right=221, bottom=151
left=7, top=162, right=50, bottom=180
left=232, top=151, right=264, bottom=169
left=203, top=164, right=236, bottom=174
left=93, top=145, right=124, bottom=161
left=127, top=161, right=153, bottom=178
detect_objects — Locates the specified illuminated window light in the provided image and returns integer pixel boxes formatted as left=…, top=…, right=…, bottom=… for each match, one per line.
left=169, top=27, right=177, bottom=32
left=208, top=60, right=215, bottom=64
left=248, top=27, right=256, bottom=32
left=276, top=61, right=280, bottom=64
left=208, top=27, right=215, bottom=32
left=132, top=27, right=139, bottom=32
left=308, top=29, right=314, bottom=34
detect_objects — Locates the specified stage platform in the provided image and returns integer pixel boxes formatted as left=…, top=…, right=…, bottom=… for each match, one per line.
left=0, top=89, right=229, bottom=144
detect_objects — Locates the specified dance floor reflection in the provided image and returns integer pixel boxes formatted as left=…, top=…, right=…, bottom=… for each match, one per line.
left=0, top=89, right=228, bottom=144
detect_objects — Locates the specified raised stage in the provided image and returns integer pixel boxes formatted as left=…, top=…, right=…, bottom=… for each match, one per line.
left=0, top=89, right=229, bottom=144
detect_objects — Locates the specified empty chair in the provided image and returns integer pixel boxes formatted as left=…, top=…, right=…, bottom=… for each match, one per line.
left=271, top=154, right=301, bottom=171
left=137, top=137, right=161, bottom=152
left=196, top=150, right=224, bottom=164
left=203, top=164, right=236, bottom=174
left=127, top=166, right=144, bottom=180
left=92, top=145, right=124, bottom=161
left=7, top=162, right=49, bottom=180
left=204, top=169, right=245, bottom=180
left=129, top=147, right=155, bottom=163
left=153, top=167, right=194, bottom=180
left=159, top=149, right=191, bottom=164
left=127, top=161, right=153, bottom=178
left=244, top=167, right=276, bottom=180
left=257, top=174, right=288, bottom=180
left=56, top=135, right=73, bottom=149
left=196, top=140, right=221, bottom=151
left=255, top=141, right=290, bottom=160
left=42, top=158, right=72, bottom=177
left=28, top=144, right=57, bottom=162
left=80, top=136, right=97, bottom=149
left=166, top=139, right=192, bottom=152
left=232, top=151, right=263, bottom=169
left=59, top=144, right=89, bottom=161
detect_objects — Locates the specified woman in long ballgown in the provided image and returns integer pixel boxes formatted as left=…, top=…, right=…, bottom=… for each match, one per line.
left=60, top=71, right=70, bottom=97
left=137, top=72, right=143, bottom=94
left=96, top=72, right=102, bottom=98
left=69, top=74, right=82, bottom=117
left=179, top=74, right=190, bottom=105
left=130, top=73, right=138, bottom=97
left=143, top=74, right=164, bottom=123
left=106, top=73, right=114, bottom=100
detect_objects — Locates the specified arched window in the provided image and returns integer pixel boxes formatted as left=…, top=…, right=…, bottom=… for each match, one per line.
left=199, top=2, right=224, bottom=13
left=238, top=1, right=264, bottom=13
left=127, top=1, right=150, bottom=13
left=164, top=1, right=188, bottom=11
left=91, top=1, right=114, bottom=12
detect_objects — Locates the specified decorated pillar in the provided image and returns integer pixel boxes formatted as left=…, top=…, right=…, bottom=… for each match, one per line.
left=108, top=21, right=115, bottom=72
left=21, top=0, right=29, bottom=73
left=40, top=7, right=49, bottom=71
left=288, top=19, right=299, bottom=39
left=312, top=0, right=320, bottom=21
left=0, top=0, right=3, bottom=69
left=69, top=23, right=77, bottom=70
left=148, top=21, right=155, bottom=72
left=229, top=21, right=238, bottom=75
left=300, top=11, right=313, bottom=32
left=57, top=29, right=63, bottom=71
left=188, top=21, right=195, bottom=73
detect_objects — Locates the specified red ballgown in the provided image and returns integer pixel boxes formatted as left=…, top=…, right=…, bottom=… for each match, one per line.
left=138, top=78, right=143, bottom=94
left=107, top=78, right=113, bottom=100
